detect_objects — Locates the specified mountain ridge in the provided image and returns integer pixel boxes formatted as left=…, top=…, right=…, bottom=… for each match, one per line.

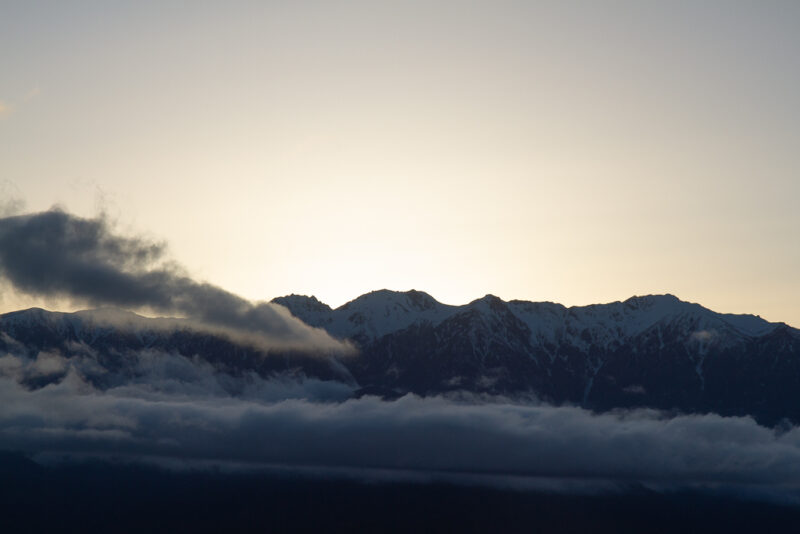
left=271, top=290, right=799, bottom=424
left=271, top=290, right=787, bottom=342
left=2, top=291, right=799, bottom=425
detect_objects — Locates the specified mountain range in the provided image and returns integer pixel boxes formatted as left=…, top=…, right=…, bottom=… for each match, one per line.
left=2, top=290, right=799, bottom=425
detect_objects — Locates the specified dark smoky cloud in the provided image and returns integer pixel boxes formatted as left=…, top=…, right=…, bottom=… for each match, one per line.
left=2, top=350, right=800, bottom=499
left=0, top=208, right=350, bottom=353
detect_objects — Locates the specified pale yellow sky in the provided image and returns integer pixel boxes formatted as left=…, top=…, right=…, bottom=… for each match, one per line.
left=1, top=1, right=798, bottom=326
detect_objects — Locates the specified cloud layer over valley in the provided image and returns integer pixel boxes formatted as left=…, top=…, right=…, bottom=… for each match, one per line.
left=2, top=345, right=800, bottom=499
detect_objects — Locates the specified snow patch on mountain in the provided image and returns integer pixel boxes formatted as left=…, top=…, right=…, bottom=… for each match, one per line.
left=273, top=291, right=783, bottom=352
left=274, top=290, right=459, bottom=343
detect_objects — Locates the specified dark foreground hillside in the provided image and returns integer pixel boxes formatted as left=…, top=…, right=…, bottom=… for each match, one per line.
left=2, top=453, right=799, bottom=534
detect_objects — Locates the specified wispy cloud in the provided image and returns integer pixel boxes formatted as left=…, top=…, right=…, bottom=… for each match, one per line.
left=0, top=208, right=353, bottom=354
left=0, top=182, right=25, bottom=216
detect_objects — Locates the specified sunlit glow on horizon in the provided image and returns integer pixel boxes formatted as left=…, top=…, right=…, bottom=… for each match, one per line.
left=1, top=1, right=798, bottom=326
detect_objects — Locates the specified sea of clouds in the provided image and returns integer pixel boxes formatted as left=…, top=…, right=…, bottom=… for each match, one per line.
left=2, top=345, right=800, bottom=502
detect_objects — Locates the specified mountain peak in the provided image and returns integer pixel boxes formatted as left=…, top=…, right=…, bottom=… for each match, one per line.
left=468, top=294, right=506, bottom=309
left=339, top=289, right=443, bottom=312
left=272, top=294, right=332, bottom=313
left=404, top=289, right=440, bottom=310
left=623, top=294, right=682, bottom=307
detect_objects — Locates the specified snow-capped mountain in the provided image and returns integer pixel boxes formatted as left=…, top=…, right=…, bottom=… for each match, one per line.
left=2, top=291, right=799, bottom=424
left=274, top=290, right=800, bottom=424
left=273, top=289, right=458, bottom=343
left=274, top=291, right=776, bottom=347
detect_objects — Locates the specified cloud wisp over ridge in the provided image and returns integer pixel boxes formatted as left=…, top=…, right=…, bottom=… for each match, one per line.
left=0, top=208, right=349, bottom=353
left=1, top=350, right=800, bottom=499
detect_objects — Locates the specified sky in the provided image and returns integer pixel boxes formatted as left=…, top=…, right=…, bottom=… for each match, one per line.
left=1, top=1, right=798, bottom=326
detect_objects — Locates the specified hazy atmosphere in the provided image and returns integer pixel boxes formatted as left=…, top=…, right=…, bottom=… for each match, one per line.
left=2, top=1, right=798, bottom=326
left=3, top=3, right=800, bottom=531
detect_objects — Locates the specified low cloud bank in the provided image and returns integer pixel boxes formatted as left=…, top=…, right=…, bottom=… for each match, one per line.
left=2, top=348, right=800, bottom=497
left=0, top=346, right=355, bottom=402
left=0, top=209, right=350, bottom=354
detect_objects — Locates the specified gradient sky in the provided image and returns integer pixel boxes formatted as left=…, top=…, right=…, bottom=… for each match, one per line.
left=1, top=1, right=798, bottom=326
